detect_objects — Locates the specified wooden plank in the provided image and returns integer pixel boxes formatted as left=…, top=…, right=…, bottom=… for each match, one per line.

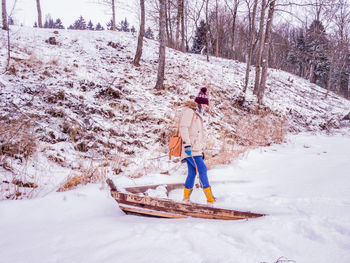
left=125, top=183, right=184, bottom=195
left=111, top=190, right=265, bottom=220
left=119, top=205, right=187, bottom=219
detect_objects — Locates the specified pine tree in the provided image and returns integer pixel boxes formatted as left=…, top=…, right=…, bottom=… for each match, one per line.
left=44, top=15, right=55, bottom=28
left=305, top=20, right=329, bottom=86
left=8, top=17, right=14, bottom=25
left=287, top=29, right=308, bottom=77
left=107, top=19, right=113, bottom=30
left=120, top=18, right=130, bottom=32
left=145, top=27, right=154, bottom=39
left=54, top=18, right=64, bottom=29
left=72, top=16, right=87, bottom=30
left=131, top=25, right=136, bottom=33
left=95, top=22, right=104, bottom=31
left=87, top=20, right=94, bottom=30
left=192, top=20, right=207, bottom=53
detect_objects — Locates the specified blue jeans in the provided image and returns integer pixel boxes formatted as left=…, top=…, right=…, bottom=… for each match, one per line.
left=184, top=156, right=210, bottom=189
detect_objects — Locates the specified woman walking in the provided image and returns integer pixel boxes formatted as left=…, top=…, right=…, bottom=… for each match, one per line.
left=179, top=87, right=215, bottom=203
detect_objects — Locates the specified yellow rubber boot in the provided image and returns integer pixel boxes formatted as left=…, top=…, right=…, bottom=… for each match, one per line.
left=203, top=186, right=215, bottom=203
left=183, top=188, right=193, bottom=202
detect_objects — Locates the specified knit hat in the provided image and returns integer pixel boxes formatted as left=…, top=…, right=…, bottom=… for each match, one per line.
left=194, top=87, right=209, bottom=105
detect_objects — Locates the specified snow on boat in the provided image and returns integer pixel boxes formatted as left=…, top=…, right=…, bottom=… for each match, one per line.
left=106, top=179, right=266, bottom=220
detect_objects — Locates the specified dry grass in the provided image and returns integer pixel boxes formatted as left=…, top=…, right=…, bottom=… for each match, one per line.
left=57, top=161, right=108, bottom=192
left=205, top=113, right=288, bottom=169
left=0, top=115, right=37, bottom=160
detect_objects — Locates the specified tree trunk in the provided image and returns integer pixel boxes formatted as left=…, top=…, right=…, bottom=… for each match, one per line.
left=175, top=0, right=181, bottom=50
left=257, top=0, right=276, bottom=105
left=309, top=63, right=316, bottom=84
left=180, top=0, right=185, bottom=52
left=325, top=51, right=336, bottom=99
left=348, top=71, right=350, bottom=99
left=155, top=0, right=167, bottom=90
left=2, top=0, right=8, bottom=30
left=36, top=0, right=42, bottom=28
left=112, top=0, right=116, bottom=31
left=133, top=0, right=145, bottom=66
left=231, top=0, right=239, bottom=59
left=336, top=56, right=346, bottom=94
left=215, top=0, right=219, bottom=57
left=243, top=0, right=258, bottom=93
left=253, top=0, right=266, bottom=95
left=205, top=0, right=210, bottom=62
left=166, top=0, right=173, bottom=47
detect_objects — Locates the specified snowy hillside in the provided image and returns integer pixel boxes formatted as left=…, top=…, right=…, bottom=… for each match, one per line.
left=1, top=26, right=350, bottom=199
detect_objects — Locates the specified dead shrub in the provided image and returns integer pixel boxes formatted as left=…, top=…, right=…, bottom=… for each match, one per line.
left=7, top=65, right=17, bottom=75
left=203, top=114, right=288, bottom=169
left=43, top=70, right=52, bottom=77
left=46, top=90, right=65, bottom=103
left=61, top=121, right=84, bottom=142
left=57, top=162, right=108, bottom=192
left=0, top=115, right=37, bottom=160
left=234, top=114, right=288, bottom=147
left=205, top=138, right=248, bottom=170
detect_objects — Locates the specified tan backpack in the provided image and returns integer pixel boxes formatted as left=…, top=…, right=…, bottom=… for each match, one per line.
left=168, top=119, right=182, bottom=160
left=168, top=112, right=195, bottom=160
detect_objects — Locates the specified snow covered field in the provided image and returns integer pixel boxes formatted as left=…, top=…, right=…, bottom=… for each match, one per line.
left=1, top=130, right=349, bottom=263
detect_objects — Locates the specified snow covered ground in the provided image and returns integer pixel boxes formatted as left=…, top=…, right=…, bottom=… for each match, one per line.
left=1, top=129, right=350, bottom=263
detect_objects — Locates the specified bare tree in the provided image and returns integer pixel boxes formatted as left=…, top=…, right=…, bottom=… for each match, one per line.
left=36, top=0, right=42, bottom=28
left=243, top=0, right=258, bottom=93
left=175, top=0, right=181, bottom=49
left=180, top=0, right=185, bottom=51
left=224, top=0, right=240, bottom=59
left=2, top=0, right=7, bottom=30
left=253, top=0, right=266, bottom=95
left=155, top=0, right=167, bottom=90
left=257, top=0, right=276, bottom=104
left=215, top=0, right=219, bottom=57
left=205, top=0, right=210, bottom=61
left=133, top=0, right=145, bottom=66
left=98, top=0, right=116, bottom=30
left=187, top=0, right=205, bottom=44
left=165, top=0, right=175, bottom=47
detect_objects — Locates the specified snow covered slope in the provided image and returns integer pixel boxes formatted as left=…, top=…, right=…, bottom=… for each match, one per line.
left=1, top=131, right=350, bottom=263
left=1, top=26, right=350, bottom=199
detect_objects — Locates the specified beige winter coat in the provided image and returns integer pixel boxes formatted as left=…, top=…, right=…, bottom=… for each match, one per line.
left=179, top=101, right=205, bottom=159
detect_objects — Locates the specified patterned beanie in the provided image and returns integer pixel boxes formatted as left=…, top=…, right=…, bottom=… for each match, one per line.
left=194, top=87, right=209, bottom=105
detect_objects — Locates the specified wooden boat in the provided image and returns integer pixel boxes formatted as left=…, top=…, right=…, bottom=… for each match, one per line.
left=106, top=179, right=266, bottom=220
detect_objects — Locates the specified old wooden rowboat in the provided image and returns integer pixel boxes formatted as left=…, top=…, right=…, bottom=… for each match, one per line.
left=106, top=179, right=266, bottom=220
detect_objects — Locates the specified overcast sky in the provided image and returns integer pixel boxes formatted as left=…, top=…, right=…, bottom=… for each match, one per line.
left=7, top=0, right=139, bottom=28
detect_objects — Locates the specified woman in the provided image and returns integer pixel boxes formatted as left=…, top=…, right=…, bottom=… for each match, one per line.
left=179, top=87, right=215, bottom=203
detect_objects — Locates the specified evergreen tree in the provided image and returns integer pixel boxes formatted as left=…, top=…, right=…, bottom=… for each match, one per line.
left=107, top=19, right=113, bottom=30
left=95, top=22, right=104, bottom=31
left=34, top=22, right=38, bottom=28
left=54, top=18, right=64, bottom=29
left=131, top=25, right=136, bottom=33
left=87, top=20, right=94, bottom=30
left=44, top=15, right=55, bottom=28
left=305, top=20, right=329, bottom=86
left=8, top=17, right=14, bottom=25
left=120, top=18, right=130, bottom=32
left=145, top=27, right=154, bottom=39
left=192, top=20, right=207, bottom=53
left=72, top=16, right=87, bottom=30
left=287, top=29, right=308, bottom=77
